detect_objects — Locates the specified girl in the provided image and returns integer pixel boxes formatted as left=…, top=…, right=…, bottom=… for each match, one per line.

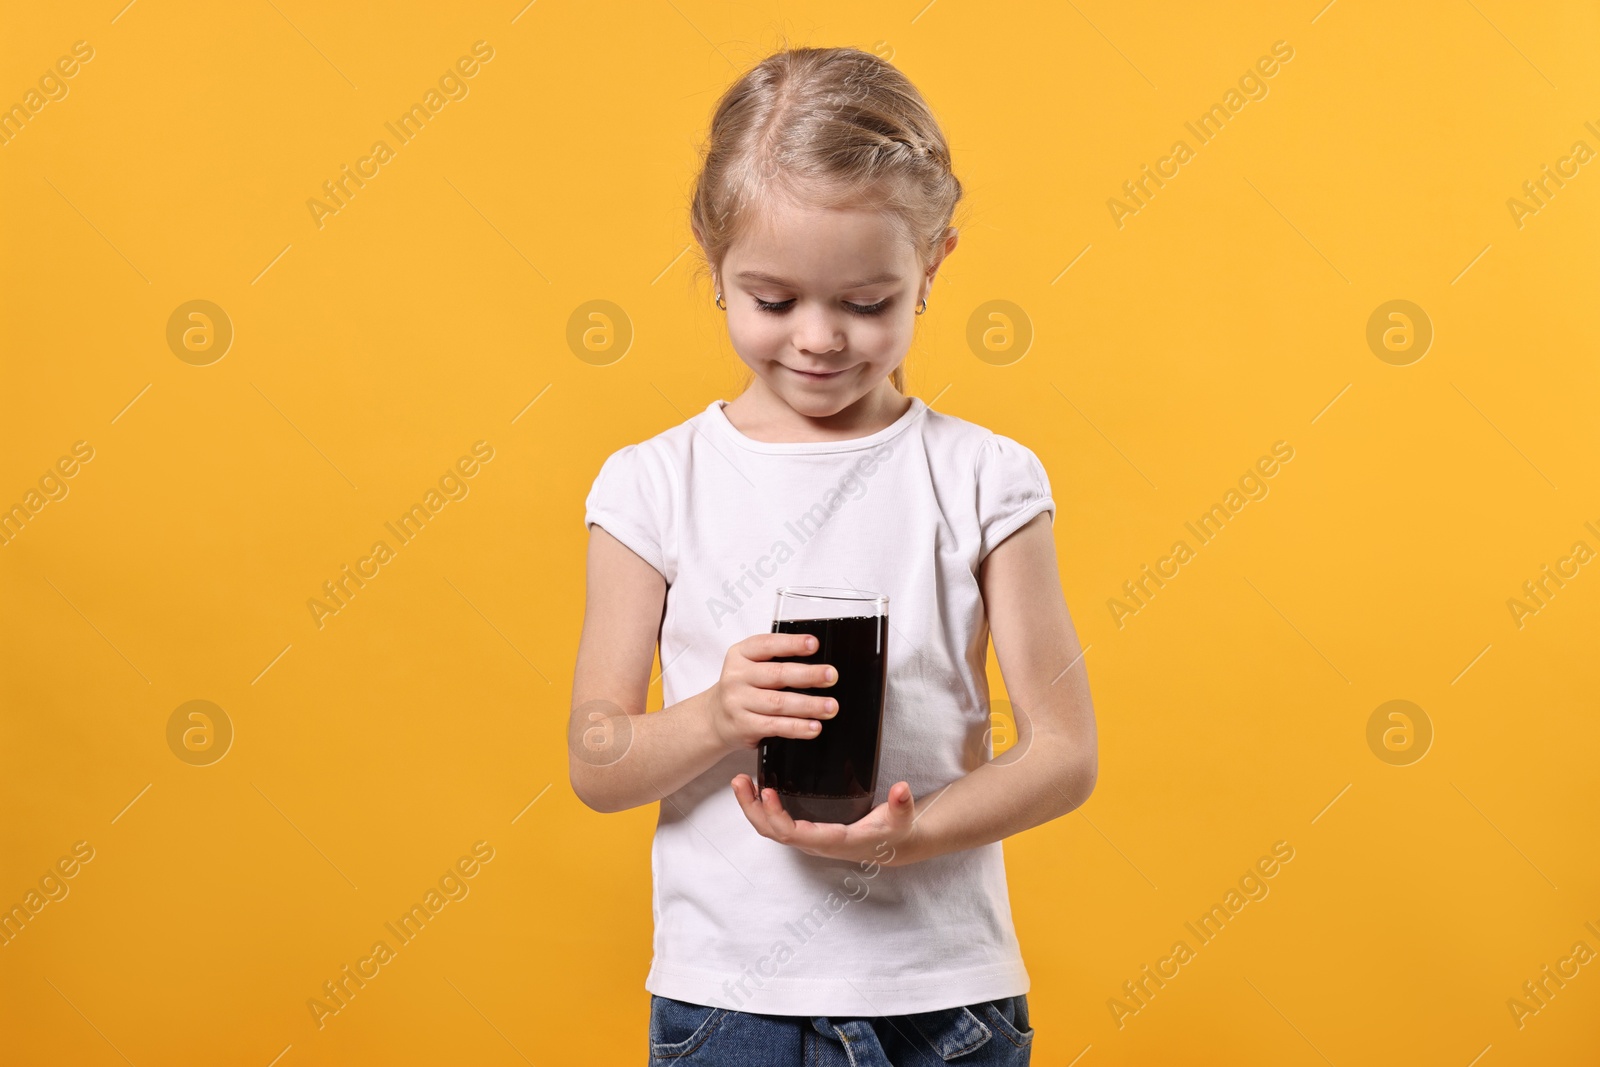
left=572, top=45, right=1097, bottom=1066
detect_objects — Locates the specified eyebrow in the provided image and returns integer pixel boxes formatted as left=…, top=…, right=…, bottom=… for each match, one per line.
left=735, top=269, right=902, bottom=289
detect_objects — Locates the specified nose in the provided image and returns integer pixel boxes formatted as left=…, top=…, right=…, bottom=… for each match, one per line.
left=793, top=302, right=847, bottom=357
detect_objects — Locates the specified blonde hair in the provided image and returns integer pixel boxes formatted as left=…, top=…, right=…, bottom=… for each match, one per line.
left=689, top=45, right=965, bottom=395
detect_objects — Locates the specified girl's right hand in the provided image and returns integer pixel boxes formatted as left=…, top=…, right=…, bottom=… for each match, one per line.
left=709, top=633, right=839, bottom=750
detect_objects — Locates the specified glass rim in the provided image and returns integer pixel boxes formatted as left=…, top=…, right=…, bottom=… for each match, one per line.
left=774, top=586, right=888, bottom=604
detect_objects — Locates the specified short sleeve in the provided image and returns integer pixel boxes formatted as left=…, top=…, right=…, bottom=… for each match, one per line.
left=974, top=433, right=1055, bottom=562
left=584, top=444, right=667, bottom=578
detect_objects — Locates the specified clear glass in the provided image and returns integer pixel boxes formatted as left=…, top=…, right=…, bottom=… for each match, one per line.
left=759, top=586, right=890, bottom=824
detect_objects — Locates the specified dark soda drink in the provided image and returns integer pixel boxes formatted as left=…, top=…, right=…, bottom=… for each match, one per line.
left=760, top=597, right=889, bottom=824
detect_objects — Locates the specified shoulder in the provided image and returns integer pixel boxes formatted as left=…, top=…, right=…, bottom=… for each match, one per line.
left=588, top=410, right=705, bottom=488
left=914, top=407, right=1054, bottom=560
left=914, top=405, right=1049, bottom=480
left=585, top=415, right=707, bottom=581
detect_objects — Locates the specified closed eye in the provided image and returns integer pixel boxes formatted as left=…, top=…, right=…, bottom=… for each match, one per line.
left=753, top=298, right=892, bottom=316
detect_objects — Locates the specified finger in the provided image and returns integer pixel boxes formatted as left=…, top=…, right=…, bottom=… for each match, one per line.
left=744, top=690, right=836, bottom=723
left=741, top=777, right=789, bottom=840
left=890, top=781, right=914, bottom=820
left=742, top=631, right=819, bottom=662
left=858, top=783, right=913, bottom=836
left=731, top=775, right=776, bottom=837
left=757, top=660, right=838, bottom=692
left=881, top=782, right=915, bottom=835
left=757, top=790, right=839, bottom=850
left=760, top=785, right=800, bottom=841
left=743, top=711, right=822, bottom=741
left=736, top=711, right=821, bottom=746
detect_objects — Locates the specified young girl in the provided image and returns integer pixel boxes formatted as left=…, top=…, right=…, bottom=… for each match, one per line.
left=572, top=45, right=1097, bottom=1066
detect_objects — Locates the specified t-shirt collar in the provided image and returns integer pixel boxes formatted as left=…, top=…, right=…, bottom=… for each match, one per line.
left=703, top=396, right=926, bottom=455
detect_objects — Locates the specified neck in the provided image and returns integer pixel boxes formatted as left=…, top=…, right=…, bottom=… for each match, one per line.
left=725, top=378, right=912, bottom=443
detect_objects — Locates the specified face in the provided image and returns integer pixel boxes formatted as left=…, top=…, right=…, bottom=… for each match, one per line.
left=714, top=198, right=947, bottom=419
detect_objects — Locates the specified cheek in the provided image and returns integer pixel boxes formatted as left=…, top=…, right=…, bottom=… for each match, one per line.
left=729, top=313, right=782, bottom=353
left=726, top=315, right=795, bottom=368
left=856, top=317, right=907, bottom=357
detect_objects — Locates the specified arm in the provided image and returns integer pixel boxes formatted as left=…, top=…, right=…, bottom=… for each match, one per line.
left=729, top=510, right=1098, bottom=866
left=890, top=510, right=1098, bottom=865
left=568, top=524, right=733, bottom=812
left=570, top=525, right=838, bottom=812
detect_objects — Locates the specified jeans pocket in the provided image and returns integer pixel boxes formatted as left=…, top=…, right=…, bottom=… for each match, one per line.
left=649, top=995, right=729, bottom=1060
left=978, top=994, right=1034, bottom=1047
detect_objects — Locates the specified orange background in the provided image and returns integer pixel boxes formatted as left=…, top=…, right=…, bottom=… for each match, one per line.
left=2, top=1, right=1597, bottom=1064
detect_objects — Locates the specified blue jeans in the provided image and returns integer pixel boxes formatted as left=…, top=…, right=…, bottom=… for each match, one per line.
left=648, top=993, right=1033, bottom=1065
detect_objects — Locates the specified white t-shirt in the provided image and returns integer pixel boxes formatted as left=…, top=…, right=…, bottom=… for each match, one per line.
left=583, top=394, right=1056, bottom=1016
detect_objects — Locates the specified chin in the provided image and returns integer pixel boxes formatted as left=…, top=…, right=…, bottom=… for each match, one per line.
left=783, top=391, right=848, bottom=416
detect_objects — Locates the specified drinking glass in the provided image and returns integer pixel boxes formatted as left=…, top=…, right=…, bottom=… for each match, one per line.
left=759, top=586, right=890, bottom=824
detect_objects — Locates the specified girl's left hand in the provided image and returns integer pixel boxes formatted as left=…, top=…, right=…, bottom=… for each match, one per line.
left=730, top=774, right=919, bottom=866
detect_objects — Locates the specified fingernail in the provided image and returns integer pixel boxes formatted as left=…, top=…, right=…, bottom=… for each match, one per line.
left=808, top=637, right=818, bottom=649
left=826, top=667, right=837, bottom=683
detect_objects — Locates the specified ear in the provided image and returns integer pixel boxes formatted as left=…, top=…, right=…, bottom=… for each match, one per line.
left=923, top=227, right=959, bottom=292
left=698, top=243, right=718, bottom=293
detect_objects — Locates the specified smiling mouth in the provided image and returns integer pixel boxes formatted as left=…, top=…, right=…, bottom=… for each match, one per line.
left=787, top=365, right=847, bottom=380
